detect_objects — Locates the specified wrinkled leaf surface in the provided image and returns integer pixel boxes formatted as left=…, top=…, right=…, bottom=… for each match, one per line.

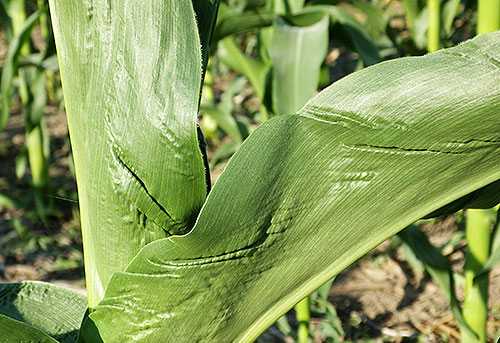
left=81, top=32, right=500, bottom=342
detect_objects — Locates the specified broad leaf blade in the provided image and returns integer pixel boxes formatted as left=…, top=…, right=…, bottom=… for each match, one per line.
left=48, top=0, right=213, bottom=305
left=81, top=32, right=500, bottom=342
left=0, top=314, right=58, bottom=343
left=270, top=12, right=329, bottom=114
left=425, top=179, right=500, bottom=218
left=0, top=281, right=87, bottom=342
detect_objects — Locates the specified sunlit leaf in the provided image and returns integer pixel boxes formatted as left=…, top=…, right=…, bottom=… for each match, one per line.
left=306, top=5, right=381, bottom=66
left=80, top=31, right=500, bottom=342
left=48, top=0, right=218, bottom=306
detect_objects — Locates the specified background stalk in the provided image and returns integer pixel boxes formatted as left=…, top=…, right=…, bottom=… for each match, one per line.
left=461, top=209, right=491, bottom=343
left=427, top=0, right=441, bottom=52
left=296, top=296, right=310, bottom=343
left=477, top=0, right=500, bottom=35
left=461, top=6, right=500, bottom=342
left=6, top=0, right=52, bottom=221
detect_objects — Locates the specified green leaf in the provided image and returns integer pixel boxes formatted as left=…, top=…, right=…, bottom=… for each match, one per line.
left=424, top=179, right=500, bottom=218
left=80, top=31, right=500, bottom=342
left=0, top=6, right=45, bottom=132
left=270, top=12, right=329, bottom=114
left=214, top=9, right=275, bottom=41
left=0, top=0, right=12, bottom=39
left=476, top=209, right=500, bottom=277
left=192, top=0, right=220, bottom=75
left=218, top=37, right=270, bottom=100
left=0, top=314, right=58, bottom=343
left=0, top=281, right=87, bottom=342
left=401, top=0, right=421, bottom=33
left=442, top=0, right=460, bottom=35
left=200, top=105, right=243, bottom=143
left=399, top=226, right=476, bottom=338
left=48, top=0, right=217, bottom=306
left=413, top=7, right=429, bottom=50
left=350, top=1, right=398, bottom=58
left=309, top=5, right=381, bottom=66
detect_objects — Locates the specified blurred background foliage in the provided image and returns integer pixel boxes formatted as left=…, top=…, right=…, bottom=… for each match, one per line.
left=0, top=0, right=499, bottom=342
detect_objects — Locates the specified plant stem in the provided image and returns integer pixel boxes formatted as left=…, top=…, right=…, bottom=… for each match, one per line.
left=477, top=0, right=500, bottom=34
left=462, top=5, right=500, bottom=342
left=427, top=0, right=441, bottom=52
left=7, top=0, right=52, bottom=221
left=296, top=296, right=310, bottom=343
left=461, top=209, right=491, bottom=343
left=26, top=123, right=50, bottom=220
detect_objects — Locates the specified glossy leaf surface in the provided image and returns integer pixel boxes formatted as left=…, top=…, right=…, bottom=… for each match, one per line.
left=81, top=32, right=500, bottom=342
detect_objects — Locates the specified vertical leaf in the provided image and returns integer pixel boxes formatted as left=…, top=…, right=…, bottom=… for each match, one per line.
left=270, top=12, right=329, bottom=115
left=49, top=0, right=215, bottom=306
left=0, top=7, right=45, bottom=131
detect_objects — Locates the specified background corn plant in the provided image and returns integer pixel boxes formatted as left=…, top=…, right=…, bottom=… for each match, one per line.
left=0, top=0, right=61, bottom=222
left=1, top=0, right=500, bottom=342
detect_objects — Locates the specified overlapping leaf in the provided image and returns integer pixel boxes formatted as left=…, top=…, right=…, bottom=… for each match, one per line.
left=79, top=32, right=500, bottom=342
left=0, top=281, right=87, bottom=342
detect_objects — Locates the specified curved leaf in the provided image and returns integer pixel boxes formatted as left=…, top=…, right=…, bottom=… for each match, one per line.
left=270, top=12, right=329, bottom=114
left=307, top=5, right=381, bottom=66
left=81, top=32, right=500, bottom=342
left=0, top=314, right=57, bottom=343
left=425, top=179, right=500, bottom=218
left=476, top=210, right=500, bottom=277
left=214, top=9, right=275, bottom=41
left=48, top=0, right=215, bottom=305
left=0, top=281, right=87, bottom=342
